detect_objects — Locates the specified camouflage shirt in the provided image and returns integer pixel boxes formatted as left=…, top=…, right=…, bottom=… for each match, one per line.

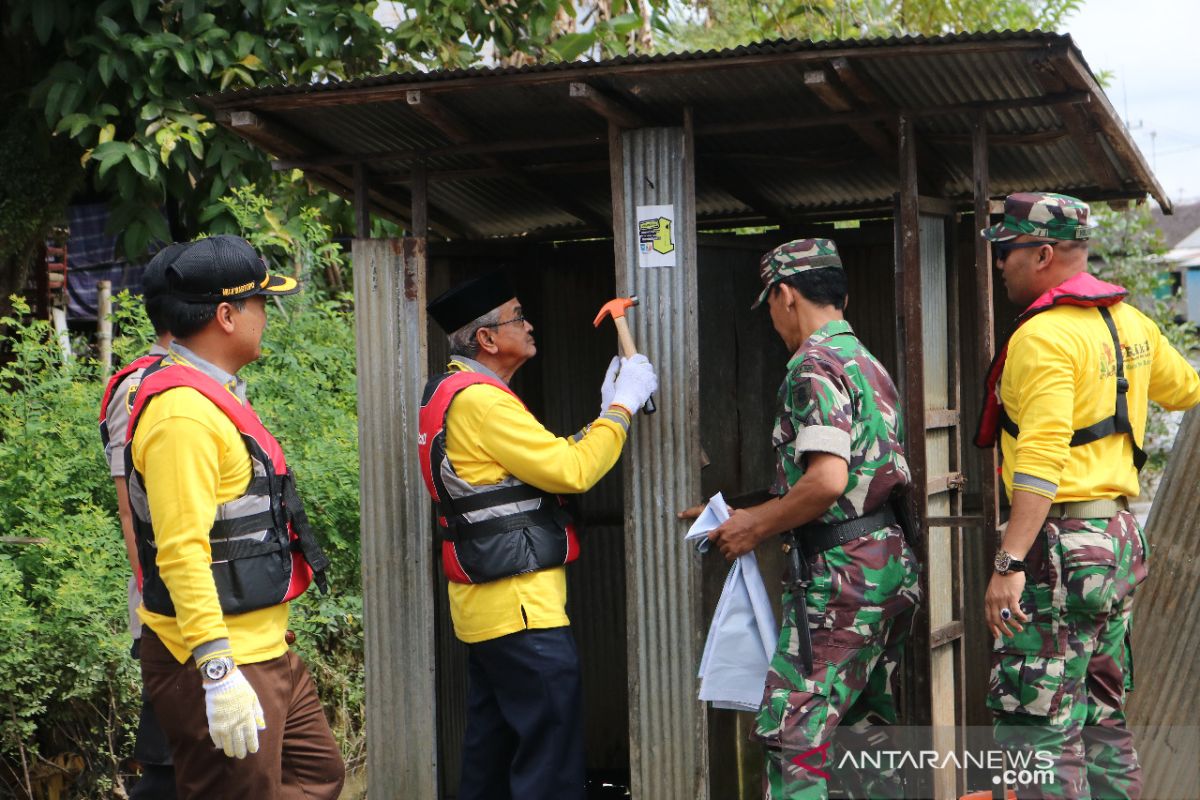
left=770, top=319, right=910, bottom=523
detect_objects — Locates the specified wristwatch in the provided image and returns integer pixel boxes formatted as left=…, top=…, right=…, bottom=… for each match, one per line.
left=994, top=550, right=1027, bottom=575
left=200, top=655, right=236, bottom=683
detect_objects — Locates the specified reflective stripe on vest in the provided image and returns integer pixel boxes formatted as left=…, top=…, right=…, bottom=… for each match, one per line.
left=418, top=370, right=580, bottom=584
left=974, top=273, right=1147, bottom=470
left=98, top=354, right=162, bottom=449
left=125, top=360, right=330, bottom=616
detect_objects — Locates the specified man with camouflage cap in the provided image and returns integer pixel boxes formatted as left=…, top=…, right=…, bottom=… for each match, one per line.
left=700, top=238, right=921, bottom=799
left=977, top=192, right=1200, bottom=798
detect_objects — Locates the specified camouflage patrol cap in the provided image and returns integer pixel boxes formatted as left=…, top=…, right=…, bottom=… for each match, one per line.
left=980, top=192, right=1095, bottom=242
left=752, top=238, right=842, bottom=309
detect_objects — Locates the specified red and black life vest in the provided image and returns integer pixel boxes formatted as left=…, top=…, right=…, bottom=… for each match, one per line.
left=975, top=272, right=1147, bottom=470
left=125, top=360, right=330, bottom=617
left=418, top=370, right=580, bottom=584
left=98, top=354, right=162, bottom=449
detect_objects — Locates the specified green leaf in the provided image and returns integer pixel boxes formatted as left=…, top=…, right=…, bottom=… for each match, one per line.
left=32, top=2, right=55, bottom=44
left=98, top=54, right=114, bottom=86
left=173, top=48, right=194, bottom=76
left=128, top=148, right=154, bottom=179
left=97, top=16, right=121, bottom=41
left=609, top=12, right=642, bottom=35
left=54, top=113, right=90, bottom=136
left=132, top=0, right=151, bottom=25
left=548, top=32, right=595, bottom=61
left=197, top=49, right=214, bottom=74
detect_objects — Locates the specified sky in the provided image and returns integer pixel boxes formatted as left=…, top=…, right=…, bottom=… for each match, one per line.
left=1065, top=0, right=1200, bottom=207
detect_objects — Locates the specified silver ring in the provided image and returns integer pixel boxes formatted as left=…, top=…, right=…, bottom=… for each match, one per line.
left=1000, top=608, right=1012, bottom=621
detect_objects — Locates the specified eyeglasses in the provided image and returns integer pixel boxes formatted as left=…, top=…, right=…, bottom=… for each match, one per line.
left=480, top=315, right=527, bottom=329
left=993, top=240, right=1057, bottom=263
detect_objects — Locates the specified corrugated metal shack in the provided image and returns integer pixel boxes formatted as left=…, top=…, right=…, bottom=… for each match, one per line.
left=200, top=31, right=1170, bottom=799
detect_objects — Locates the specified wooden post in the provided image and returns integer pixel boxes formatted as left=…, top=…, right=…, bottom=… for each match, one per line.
left=354, top=163, right=371, bottom=240
left=97, top=280, right=113, bottom=378
left=353, top=238, right=436, bottom=798
left=411, top=162, right=428, bottom=239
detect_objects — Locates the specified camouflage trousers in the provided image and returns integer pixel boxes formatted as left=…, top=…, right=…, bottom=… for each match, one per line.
left=989, top=511, right=1148, bottom=800
left=754, top=527, right=921, bottom=800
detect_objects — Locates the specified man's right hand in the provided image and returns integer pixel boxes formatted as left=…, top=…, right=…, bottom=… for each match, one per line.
left=203, top=668, right=266, bottom=759
left=610, top=354, right=658, bottom=414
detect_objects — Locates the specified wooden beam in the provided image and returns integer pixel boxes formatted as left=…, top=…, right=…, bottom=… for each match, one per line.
left=353, top=163, right=370, bottom=239
left=972, top=112, right=1000, bottom=545
left=269, top=92, right=1090, bottom=172
left=819, top=59, right=963, bottom=194
left=406, top=90, right=474, bottom=143
left=411, top=162, right=428, bottom=239
left=804, top=68, right=896, bottom=162
left=924, top=128, right=1069, bottom=146
left=569, top=82, right=645, bottom=128
left=1031, top=59, right=1122, bottom=192
left=271, top=133, right=606, bottom=170
left=348, top=91, right=612, bottom=231
left=695, top=91, right=1091, bottom=137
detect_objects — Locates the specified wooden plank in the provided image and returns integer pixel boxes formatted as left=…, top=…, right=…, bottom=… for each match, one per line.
left=930, top=621, right=965, bottom=649
left=926, top=407, right=960, bottom=430
left=927, top=472, right=966, bottom=494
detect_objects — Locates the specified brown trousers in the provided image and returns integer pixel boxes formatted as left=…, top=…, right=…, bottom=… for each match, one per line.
left=141, top=629, right=344, bottom=800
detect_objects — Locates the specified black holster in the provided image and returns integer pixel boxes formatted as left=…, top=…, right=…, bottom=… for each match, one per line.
left=889, top=484, right=923, bottom=552
left=782, top=532, right=814, bottom=677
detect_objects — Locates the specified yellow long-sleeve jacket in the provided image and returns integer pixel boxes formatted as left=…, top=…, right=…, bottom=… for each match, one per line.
left=1002, top=300, right=1200, bottom=502
left=442, top=358, right=630, bottom=643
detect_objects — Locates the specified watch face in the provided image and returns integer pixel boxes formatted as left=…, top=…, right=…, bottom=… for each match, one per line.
left=203, top=658, right=231, bottom=682
left=995, top=551, right=1011, bottom=573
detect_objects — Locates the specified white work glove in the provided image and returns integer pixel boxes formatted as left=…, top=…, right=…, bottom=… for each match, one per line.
left=610, top=354, right=658, bottom=414
left=599, top=355, right=620, bottom=415
left=203, top=668, right=266, bottom=759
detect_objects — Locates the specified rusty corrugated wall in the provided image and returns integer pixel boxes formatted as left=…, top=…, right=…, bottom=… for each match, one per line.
left=353, top=239, right=438, bottom=798
left=612, top=125, right=707, bottom=799
left=1128, top=407, right=1200, bottom=800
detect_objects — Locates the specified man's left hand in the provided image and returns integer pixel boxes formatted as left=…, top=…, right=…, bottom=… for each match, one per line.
left=708, top=509, right=762, bottom=561
left=984, top=571, right=1029, bottom=640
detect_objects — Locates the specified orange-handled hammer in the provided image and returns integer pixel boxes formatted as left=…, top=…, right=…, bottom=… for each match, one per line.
left=593, top=295, right=656, bottom=414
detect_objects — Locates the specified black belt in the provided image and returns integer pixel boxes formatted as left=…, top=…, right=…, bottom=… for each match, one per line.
left=795, top=506, right=897, bottom=559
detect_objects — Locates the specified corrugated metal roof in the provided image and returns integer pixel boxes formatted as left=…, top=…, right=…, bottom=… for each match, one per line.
left=200, top=31, right=1169, bottom=238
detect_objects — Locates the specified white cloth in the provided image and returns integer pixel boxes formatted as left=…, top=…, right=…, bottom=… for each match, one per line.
left=686, top=493, right=778, bottom=712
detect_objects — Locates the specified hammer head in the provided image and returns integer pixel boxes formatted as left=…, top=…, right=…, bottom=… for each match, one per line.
left=593, top=295, right=639, bottom=327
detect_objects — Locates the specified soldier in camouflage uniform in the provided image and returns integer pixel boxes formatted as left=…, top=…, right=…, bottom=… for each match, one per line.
left=978, top=193, right=1200, bottom=798
left=706, top=238, right=922, bottom=800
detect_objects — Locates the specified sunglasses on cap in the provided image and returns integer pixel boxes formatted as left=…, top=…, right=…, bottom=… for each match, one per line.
left=993, top=240, right=1058, bottom=264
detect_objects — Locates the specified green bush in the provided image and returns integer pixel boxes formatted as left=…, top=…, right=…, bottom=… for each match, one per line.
left=0, top=190, right=363, bottom=795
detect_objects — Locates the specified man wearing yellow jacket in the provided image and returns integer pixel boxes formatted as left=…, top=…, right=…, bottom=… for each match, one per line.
left=976, top=193, right=1200, bottom=798
left=421, top=272, right=657, bottom=800
left=127, top=235, right=342, bottom=798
